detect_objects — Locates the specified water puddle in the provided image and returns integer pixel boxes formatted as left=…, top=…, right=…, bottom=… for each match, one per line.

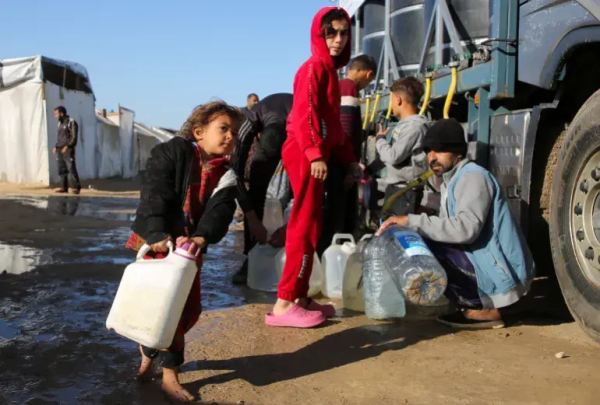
left=0, top=243, right=51, bottom=275
left=6, top=196, right=138, bottom=221
left=0, top=196, right=253, bottom=403
left=0, top=318, right=20, bottom=340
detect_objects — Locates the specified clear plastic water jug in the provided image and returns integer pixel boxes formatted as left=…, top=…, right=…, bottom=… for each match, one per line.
left=362, top=237, right=405, bottom=319
left=379, top=225, right=447, bottom=305
left=247, top=244, right=280, bottom=292
left=342, top=235, right=372, bottom=312
left=322, top=234, right=356, bottom=299
left=247, top=198, right=285, bottom=292
left=275, top=249, right=322, bottom=297
left=263, top=198, right=284, bottom=233
left=106, top=242, right=198, bottom=349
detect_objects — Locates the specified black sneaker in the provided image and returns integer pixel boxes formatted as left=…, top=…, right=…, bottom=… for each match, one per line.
left=232, top=260, right=248, bottom=285
left=437, top=311, right=505, bottom=330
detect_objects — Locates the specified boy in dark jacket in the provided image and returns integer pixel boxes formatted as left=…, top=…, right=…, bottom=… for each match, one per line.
left=126, top=101, right=243, bottom=402
left=267, top=7, right=362, bottom=328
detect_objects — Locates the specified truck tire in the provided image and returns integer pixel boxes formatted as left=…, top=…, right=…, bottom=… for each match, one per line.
left=550, top=89, right=600, bottom=342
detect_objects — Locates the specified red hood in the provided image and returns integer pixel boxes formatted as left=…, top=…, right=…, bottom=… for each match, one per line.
left=310, top=6, right=352, bottom=70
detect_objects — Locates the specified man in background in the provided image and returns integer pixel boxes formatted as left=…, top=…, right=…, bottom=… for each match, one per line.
left=243, top=93, right=259, bottom=112
left=53, top=106, right=81, bottom=195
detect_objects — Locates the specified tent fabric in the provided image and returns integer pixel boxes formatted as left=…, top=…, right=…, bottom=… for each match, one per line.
left=0, top=55, right=172, bottom=184
left=133, top=122, right=174, bottom=174
left=0, top=55, right=92, bottom=93
left=0, top=82, right=48, bottom=183
left=96, top=114, right=122, bottom=178
left=118, top=107, right=135, bottom=179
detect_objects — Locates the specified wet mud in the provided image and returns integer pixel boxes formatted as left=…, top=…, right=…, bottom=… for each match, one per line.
left=0, top=196, right=250, bottom=404
left=2, top=195, right=600, bottom=405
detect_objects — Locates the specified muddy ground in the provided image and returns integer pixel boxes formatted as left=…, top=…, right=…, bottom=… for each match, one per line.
left=0, top=187, right=599, bottom=405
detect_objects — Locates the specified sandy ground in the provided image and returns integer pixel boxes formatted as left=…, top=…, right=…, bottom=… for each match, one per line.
left=0, top=187, right=599, bottom=404
left=0, top=178, right=141, bottom=199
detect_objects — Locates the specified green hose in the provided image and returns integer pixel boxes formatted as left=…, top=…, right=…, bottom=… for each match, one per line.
left=381, top=170, right=434, bottom=215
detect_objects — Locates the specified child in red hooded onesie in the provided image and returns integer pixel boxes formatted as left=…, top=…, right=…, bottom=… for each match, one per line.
left=265, top=7, right=362, bottom=328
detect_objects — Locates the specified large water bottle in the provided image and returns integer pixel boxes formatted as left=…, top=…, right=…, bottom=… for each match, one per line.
left=247, top=198, right=284, bottom=292
left=362, top=237, right=406, bottom=319
left=379, top=225, right=447, bottom=305
left=342, top=235, right=372, bottom=312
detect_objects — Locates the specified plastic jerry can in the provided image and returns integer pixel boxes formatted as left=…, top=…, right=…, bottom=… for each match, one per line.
left=342, top=235, right=372, bottom=312
left=275, top=249, right=323, bottom=297
left=106, top=242, right=198, bottom=349
left=247, top=244, right=281, bottom=292
left=321, top=234, right=356, bottom=299
left=262, top=198, right=284, bottom=233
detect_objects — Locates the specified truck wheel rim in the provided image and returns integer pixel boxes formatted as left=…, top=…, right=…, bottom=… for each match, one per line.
left=570, top=148, right=600, bottom=289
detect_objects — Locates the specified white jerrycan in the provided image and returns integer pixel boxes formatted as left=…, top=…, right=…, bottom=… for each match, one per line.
left=275, top=249, right=323, bottom=297
left=321, top=234, right=356, bottom=299
left=247, top=244, right=281, bottom=292
left=106, top=242, right=197, bottom=349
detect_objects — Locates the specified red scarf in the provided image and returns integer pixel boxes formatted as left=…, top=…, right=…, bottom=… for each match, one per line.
left=126, top=144, right=229, bottom=251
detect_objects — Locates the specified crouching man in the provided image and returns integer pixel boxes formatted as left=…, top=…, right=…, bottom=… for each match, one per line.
left=377, top=118, right=535, bottom=330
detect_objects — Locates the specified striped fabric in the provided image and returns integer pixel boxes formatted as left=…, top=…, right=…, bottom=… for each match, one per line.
left=339, top=79, right=363, bottom=159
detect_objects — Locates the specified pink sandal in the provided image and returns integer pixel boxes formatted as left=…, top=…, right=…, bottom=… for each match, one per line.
left=265, top=304, right=326, bottom=328
left=306, top=299, right=336, bottom=318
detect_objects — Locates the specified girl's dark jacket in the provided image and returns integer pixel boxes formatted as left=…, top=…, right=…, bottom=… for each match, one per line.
left=131, top=136, right=251, bottom=248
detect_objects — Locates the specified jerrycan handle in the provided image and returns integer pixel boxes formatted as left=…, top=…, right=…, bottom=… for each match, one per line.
left=136, top=241, right=174, bottom=261
left=331, top=233, right=355, bottom=246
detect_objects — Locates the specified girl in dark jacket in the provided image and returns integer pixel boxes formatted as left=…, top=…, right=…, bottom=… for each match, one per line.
left=125, top=101, right=243, bottom=402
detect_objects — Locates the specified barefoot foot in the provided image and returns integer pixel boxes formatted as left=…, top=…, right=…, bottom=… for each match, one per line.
left=162, top=368, right=197, bottom=402
left=136, top=345, right=154, bottom=381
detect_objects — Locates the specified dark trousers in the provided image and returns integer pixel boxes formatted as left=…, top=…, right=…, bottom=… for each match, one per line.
left=57, top=149, right=81, bottom=190
left=428, top=242, right=483, bottom=309
left=318, top=160, right=358, bottom=256
left=141, top=252, right=203, bottom=368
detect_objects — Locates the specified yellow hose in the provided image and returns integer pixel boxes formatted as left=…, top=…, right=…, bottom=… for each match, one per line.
left=443, top=66, right=457, bottom=119
left=370, top=93, right=381, bottom=123
left=385, top=96, right=393, bottom=120
left=419, top=76, right=432, bottom=116
left=362, top=97, right=371, bottom=130
left=381, top=170, right=434, bottom=214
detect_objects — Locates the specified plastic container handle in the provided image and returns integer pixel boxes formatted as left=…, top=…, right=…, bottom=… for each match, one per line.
left=331, top=233, right=355, bottom=246
left=136, top=241, right=174, bottom=260
left=360, top=234, right=373, bottom=241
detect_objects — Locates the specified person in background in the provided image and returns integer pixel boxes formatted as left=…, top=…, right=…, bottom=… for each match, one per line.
left=126, top=101, right=243, bottom=402
left=267, top=7, right=361, bottom=328
left=318, top=54, right=377, bottom=255
left=244, top=93, right=259, bottom=112
left=230, top=93, right=294, bottom=285
left=375, top=77, right=430, bottom=217
left=378, top=118, right=535, bottom=330
left=53, top=106, right=81, bottom=194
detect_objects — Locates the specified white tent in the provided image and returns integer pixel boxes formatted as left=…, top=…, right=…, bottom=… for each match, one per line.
left=133, top=122, right=174, bottom=175
left=96, top=112, right=122, bottom=178
left=0, top=55, right=98, bottom=185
